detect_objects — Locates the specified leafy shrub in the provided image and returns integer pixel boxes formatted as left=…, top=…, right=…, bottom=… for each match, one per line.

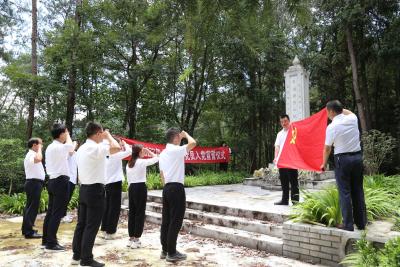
left=0, top=193, right=27, bottom=214
left=0, top=188, right=79, bottom=215
left=342, top=234, right=400, bottom=267
left=290, top=186, right=341, bottom=226
left=364, top=187, right=397, bottom=220
left=290, top=176, right=398, bottom=226
left=380, top=237, right=400, bottom=267
left=362, top=130, right=397, bottom=175
left=0, top=138, right=26, bottom=194
left=341, top=232, right=380, bottom=267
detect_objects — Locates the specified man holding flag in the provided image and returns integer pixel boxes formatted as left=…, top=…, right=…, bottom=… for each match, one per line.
left=273, top=114, right=299, bottom=206
left=321, top=100, right=367, bottom=231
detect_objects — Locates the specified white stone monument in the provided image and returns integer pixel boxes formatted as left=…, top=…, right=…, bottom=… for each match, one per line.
left=284, top=56, right=310, bottom=122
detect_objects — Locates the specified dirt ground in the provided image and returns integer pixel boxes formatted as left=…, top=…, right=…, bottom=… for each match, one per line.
left=0, top=212, right=324, bottom=267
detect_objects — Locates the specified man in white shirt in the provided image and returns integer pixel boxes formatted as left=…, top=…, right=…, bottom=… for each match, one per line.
left=101, top=137, right=131, bottom=240
left=273, top=115, right=299, bottom=205
left=43, top=123, right=76, bottom=251
left=321, top=100, right=367, bottom=232
left=22, top=138, right=45, bottom=239
left=72, top=122, right=120, bottom=267
left=159, top=128, right=196, bottom=262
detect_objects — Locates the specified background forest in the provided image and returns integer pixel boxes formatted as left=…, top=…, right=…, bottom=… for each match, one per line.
left=0, top=0, right=399, bottom=179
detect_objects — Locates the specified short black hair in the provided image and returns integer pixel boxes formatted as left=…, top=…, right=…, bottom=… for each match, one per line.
left=326, top=100, right=343, bottom=114
left=51, top=123, right=67, bottom=139
left=280, top=114, right=290, bottom=121
left=166, top=127, right=181, bottom=143
left=86, top=122, right=103, bottom=138
left=27, top=138, right=41, bottom=148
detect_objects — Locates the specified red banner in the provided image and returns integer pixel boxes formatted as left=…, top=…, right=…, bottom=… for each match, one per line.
left=120, top=137, right=230, bottom=163
left=277, top=109, right=328, bottom=171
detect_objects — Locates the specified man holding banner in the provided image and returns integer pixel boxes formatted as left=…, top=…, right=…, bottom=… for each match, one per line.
left=273, top=115, right=299, bottom=206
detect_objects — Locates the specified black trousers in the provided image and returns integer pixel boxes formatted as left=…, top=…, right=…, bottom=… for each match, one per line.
left=42, top=175, right=69, bottom=246
left=21, top=179, right=43, bottom=236
left=160, top=183, right=186, bottom=255
left=72, top=184, right=105, bottom=265
left=128, top=183, right=147, bottom=238
left=101, top=181, right=122, bottom=234
left=64, top=181, right=76, bottom=217
left=278, top=168, right=299, bottom=203
left=334, top=152, right=367, bottom=231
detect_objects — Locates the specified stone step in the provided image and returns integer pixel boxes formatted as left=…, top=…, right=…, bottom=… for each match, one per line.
left=244, top=178, right=336, bottom=191
left=146, top=202, right=283, bottom=238
left=144, top=210, right=283, bottom=255
left=146, top=195, right=287, bottom=223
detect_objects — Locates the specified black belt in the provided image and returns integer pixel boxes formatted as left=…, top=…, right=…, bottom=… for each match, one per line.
left=81, top=183, right=104, bottom=188
left=165, top=182, right=184, bottom=186
left=335, top=151, right=361, bottom=157
left=26, top=178, right=44, bottom=183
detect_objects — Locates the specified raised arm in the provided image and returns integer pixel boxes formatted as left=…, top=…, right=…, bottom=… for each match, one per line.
left=34, top=144, right=43, bottom=163
left=104, top=131, right=121, bottom=155
left=181, top=131, right=196, bottom=152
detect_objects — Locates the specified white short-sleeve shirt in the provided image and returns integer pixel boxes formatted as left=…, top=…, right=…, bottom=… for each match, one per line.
left=126, top=157, right=159, bottom=184
left=105, top=148, right=132, bottom=184
left=68, top=152, right=78, bottom=185
left=325, top=113, right=361, bottom=155
left=159, top=144, right=188, bottom=184
left=45, top=140, right=74, bottom=179
left=76, top=139, right=110, bottom=185
left=274, top=129, right=289, bottom=162
left=24, top=150, right=45, bottom=180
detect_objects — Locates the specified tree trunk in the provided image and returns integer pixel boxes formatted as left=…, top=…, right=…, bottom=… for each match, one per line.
left=345, top=25, right=368, bottom=133
left=27, top=0, right=38, bottom=139
left=66, top=0, right=82, bottom=133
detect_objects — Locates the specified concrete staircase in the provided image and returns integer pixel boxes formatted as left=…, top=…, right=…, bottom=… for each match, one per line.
left=122, top=193, right=287, bottom=255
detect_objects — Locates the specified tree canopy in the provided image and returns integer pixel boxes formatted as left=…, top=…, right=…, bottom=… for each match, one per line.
left=0, top=0, right=399, bottom=173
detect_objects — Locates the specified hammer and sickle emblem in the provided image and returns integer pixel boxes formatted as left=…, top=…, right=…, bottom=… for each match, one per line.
left=290, top=127, right=297, bottom=144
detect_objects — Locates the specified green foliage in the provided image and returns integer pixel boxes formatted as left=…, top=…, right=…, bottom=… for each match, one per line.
left=0, top=193, right=27, bottom=214
left=362, top=130, right=397, bottom=175
left=380, top=237, right=400, bottom=267
left=0, top=139, right=26, bottom=194
left=342, top=233, right=400, bottom=267
left=67, top=188, right=79, bottom=211
left=0, top=188, right=79, bottom=215
left=145, top=171, right=245, bottom=190
left=291, top=175, right=400, bottom=226
left=341, top=232, right=380, bottom=267
left=364, top=187, right=397, bottom=221
left=290, top=186, right=342, bottom=227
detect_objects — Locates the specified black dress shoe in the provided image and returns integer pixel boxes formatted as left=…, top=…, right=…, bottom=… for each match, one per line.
left=336, top=224, right=354, bottom=231
left=45, top=244, right=66, bottom=251
left=274, top=200, right=289, bottom=205
left=25, top=232, right=42, bottom=239
left=80, top=259, right=105, bottom=267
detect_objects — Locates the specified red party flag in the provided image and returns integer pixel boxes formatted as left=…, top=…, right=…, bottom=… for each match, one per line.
left=277, top=109, right=328, bottom=171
